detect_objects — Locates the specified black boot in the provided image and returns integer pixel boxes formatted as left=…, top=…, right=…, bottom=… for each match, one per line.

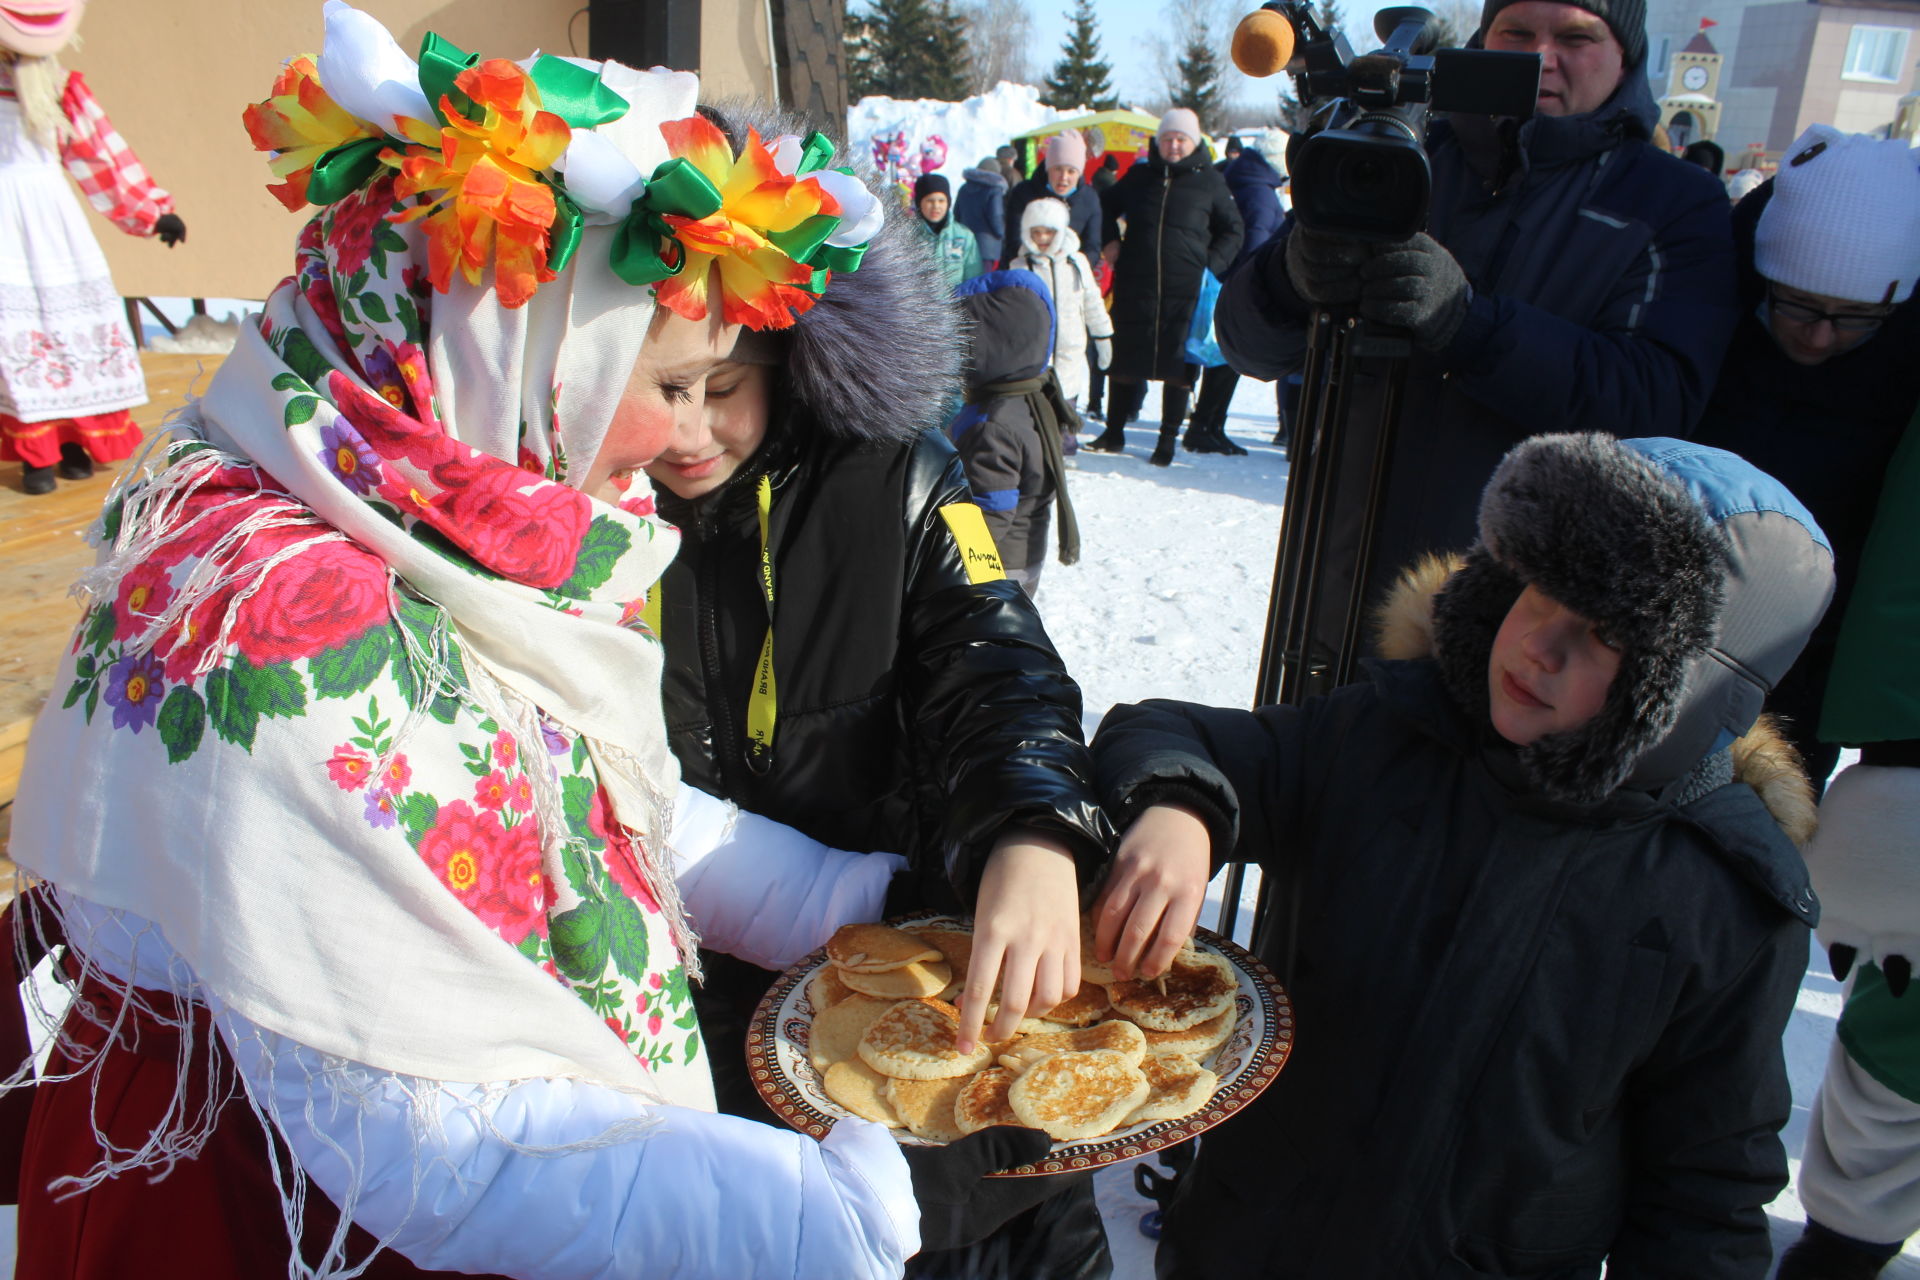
left=1149, top=425, right=1178, bottom=467
left=1185, top=366, right=1238, bottom=451
left=1204, top=423, right=1248, bottom=455
left=1088, top=380, right=1147, bottom=453
left=1776, top=1222, right=1903, bottom=1280
left=21, top=463, right=56, bottom=495
left=57, top=441, right=94, bottom=480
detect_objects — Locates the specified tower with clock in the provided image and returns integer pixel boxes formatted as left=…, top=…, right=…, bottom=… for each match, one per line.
left=1659, top=22, right=1725, bottom=151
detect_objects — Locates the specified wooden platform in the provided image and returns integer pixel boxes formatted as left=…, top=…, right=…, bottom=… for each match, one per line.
left=0, top=354, right=225, bottom=820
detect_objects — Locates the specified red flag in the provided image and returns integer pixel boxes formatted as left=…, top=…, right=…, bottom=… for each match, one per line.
left=1700, top=17, right=1719, bottom=27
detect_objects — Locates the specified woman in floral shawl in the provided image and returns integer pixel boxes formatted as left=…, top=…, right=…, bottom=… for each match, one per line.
left=0, top=4, right=1055, bottom=1275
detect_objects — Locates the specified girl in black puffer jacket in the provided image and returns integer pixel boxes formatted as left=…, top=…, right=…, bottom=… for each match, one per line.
left=640, top=102, right=1162, bottom=1280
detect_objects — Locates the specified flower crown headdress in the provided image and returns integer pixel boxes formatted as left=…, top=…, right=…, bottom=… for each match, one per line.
left=244, top=1, right=882, bottom=327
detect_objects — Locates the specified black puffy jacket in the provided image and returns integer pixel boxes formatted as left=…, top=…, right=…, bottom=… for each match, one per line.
left=1101, top=144, right=1243, bottom=379
left=655, top=411, right=1109, bottom=903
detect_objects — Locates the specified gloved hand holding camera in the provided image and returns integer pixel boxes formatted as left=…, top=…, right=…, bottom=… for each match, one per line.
left=1277, top=226, right=1471, bottom=353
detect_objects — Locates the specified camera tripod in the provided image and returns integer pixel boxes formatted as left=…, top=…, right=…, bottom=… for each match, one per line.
left=1213, top=307, right=1412, bottom=982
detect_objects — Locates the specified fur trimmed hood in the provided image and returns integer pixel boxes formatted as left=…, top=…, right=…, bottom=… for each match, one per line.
left=700, top=100, right=965, bottom=446
left=1376, top=553, right=1820, bottom=845
left=1382, top=434, right=1833, bottom=816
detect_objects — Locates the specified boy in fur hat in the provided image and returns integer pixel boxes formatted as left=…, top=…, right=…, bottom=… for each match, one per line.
left=1090, top=434, right=1835, bottom=1278
left=912, top=172, right=983, bottom=291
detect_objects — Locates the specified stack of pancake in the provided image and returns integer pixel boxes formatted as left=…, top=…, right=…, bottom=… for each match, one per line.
left=803, top=920, right=1240, bottom=1145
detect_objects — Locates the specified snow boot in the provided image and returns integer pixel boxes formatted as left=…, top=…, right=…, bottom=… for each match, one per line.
left=1149, top=425, right=1178, bottom=467
left=1189, top=422, right=1248, bottom=455
left=1089, top=379, right=1148, bottom=453
left=1775, top=1223, right=1902, bottom=1280
left=21, top=464, right=55, bottom=495
left=57, top=441, right=94, bottom=481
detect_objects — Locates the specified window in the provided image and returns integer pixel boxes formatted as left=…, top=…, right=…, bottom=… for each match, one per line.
left=1844, top=24, right=1911, bottom=83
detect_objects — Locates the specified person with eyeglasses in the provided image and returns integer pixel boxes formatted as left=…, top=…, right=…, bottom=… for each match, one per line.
left=1693, top=125, right=1920, bottom=791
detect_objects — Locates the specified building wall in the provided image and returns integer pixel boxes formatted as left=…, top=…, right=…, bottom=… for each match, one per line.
left=62, top=0, right=781, bottom=302
left=1644, top=0, right=1920, bottom=155
left=64, top=0, right=587, bottom=300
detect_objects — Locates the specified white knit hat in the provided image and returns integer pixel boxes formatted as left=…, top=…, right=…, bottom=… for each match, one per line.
left=1755, top=125, right=1920, bottom=305
left=1158, top=107, right=1202, bottom=146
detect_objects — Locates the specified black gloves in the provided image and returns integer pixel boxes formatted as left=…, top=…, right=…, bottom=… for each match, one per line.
left=1358, top=231, right=1470, bottom=352
left=903, top=1124, right=1054, bottom=1251
left=1279, top=226, right=1472, bottom=353
left=1282, top=226, right=1368, bottom=308
left=154, top=214, right=187, bottom=247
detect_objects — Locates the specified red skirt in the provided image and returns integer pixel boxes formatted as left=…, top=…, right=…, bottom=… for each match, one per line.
left=8, top=965, right=510, bottom=1280
left=0, top=410, right=144, bottom=469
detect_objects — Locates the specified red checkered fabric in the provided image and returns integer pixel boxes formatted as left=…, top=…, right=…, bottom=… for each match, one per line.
left=59, top=71, right=172, bottom=237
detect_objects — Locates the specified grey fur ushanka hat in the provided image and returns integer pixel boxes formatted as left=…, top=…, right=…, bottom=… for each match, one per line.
left=1430, top=434, right=1833, bottom=805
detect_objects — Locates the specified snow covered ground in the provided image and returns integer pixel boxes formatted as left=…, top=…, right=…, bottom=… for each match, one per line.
left=0, top=377, right=1911, bottom=1275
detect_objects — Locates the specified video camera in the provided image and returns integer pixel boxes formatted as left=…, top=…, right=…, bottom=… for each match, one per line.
left=1235, top=2, right=1541, bottom=240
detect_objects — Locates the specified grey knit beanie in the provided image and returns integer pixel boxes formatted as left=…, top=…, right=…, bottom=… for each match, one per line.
left=1478, top=0, right=1647, bottom=70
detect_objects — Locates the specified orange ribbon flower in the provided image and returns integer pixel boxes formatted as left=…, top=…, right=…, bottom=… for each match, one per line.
left=653, top=117, right=842, bottom=331
left=242, top=56, right=380, bottom=212
left=385, top=60, right=571, bottom=309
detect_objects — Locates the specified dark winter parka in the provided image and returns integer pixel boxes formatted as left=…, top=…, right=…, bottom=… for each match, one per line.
left=1095, top=437, right=1832, bottom=1279
left=1221, top=147, right=1285, bottom=270
left=1691, top=179, right=1920, bottom=771
left=1217, top=72, right=1738, bottom=614
left=1101, top=142, right=1243, bottom=379
left=999, top=175, right=1102, bottom=270
left=954, top=165, right=1009, bottom=268
left=948, top=270, right=1075, bottom=574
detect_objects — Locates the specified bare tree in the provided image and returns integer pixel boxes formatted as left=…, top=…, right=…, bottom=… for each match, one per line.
left=1421, top=0, right=1484, bottom=50
left=961, top=0, right=1035, bottom=94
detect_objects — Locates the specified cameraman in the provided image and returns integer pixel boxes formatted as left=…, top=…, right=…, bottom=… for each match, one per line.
left=1218, top=0, right=1739, bottom=623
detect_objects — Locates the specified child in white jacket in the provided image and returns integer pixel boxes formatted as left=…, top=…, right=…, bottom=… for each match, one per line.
left=1012, top=197, right=1111, bottom=410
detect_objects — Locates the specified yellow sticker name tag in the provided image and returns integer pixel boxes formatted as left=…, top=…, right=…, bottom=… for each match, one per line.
left=938, top=502, right=1007, bottom=584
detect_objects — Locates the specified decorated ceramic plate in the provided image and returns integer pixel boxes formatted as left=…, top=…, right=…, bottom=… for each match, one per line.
left=747, top=911, right=1294, bottom=1177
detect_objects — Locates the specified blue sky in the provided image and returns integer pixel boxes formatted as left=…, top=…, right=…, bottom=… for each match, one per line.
left=1024, top=0, right=1409, bottom=119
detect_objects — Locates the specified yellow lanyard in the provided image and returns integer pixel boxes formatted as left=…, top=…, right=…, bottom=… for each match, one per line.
left=642, top=473, right=778, bottom=768
left=743, top=473, right=777, bottom=765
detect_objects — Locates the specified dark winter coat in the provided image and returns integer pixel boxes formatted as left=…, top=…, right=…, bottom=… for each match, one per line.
left=1217, top=72, right=1738, bottom=615
left=1690, top=179, right=1920, bottom=769
left=1221, top=147, right=1285, bottom=271
left=954, top=166, right=1008, bottom=268
left=948, top=270, right=1075, bottom=574
left=1101, top=144, right=1244, bottom=379
left=999, top=175, right=1102, bottom=270
left=1094, top=599, right=1818, bottom=1280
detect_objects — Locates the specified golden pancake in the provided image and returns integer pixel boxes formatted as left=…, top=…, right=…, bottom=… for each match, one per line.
left=1007, top=1049, right=1150, bottom=1141
left=1108, top=950, right=1238, bottom=1032
left=1125, top=1051, right=1219, bottom=1125
left=808, top=995, right=897, bottom=1072
left=839, top=958, right=951, bottom=999
left=1079, top=917, right=1116, bottom=985
left=826, top=922, right=943, bottom=973
left=1140, top=1008, right=1237, bottom=1059
left=823, top=1058, right=904, bottom=1127
left=1000, top=1019, right=1147, bottom=1070
left=807, top=965, right=854, bottom=1011
left=1043, top=981, right=1111, bottom=1027
left=953, top=1066, right=1023, bottom=1136
left=858, top=997, right=994, bottom=1080
left=915, top=927, right=975, bottom=999
left=885, top=1075, right=971, bottom=1142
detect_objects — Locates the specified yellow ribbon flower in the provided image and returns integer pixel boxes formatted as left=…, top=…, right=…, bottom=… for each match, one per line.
left=242, top=55, right=380, bottom=212
left=654, top=117, right=842, bottom=331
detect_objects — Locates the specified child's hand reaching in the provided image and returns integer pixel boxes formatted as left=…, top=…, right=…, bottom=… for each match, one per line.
left=1092, top=804, right=1212, bottom=983
left=956, top=829, right=1082, bottom=1053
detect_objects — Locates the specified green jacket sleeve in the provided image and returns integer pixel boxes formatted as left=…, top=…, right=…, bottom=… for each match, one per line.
left=1822, top=410, right=1920, bottom=744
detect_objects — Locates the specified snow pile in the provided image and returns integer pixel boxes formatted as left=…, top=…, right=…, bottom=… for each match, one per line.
left=847, top=81, right=1073, bottom=194
left=146, top=311, right=243, bottom=355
